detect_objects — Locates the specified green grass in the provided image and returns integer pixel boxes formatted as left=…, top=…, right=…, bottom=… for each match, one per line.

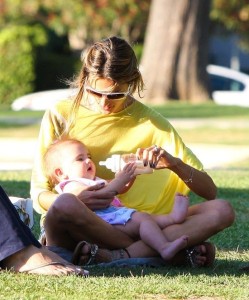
left=151, top=102, right=249, bottom=118
left=0, top=169, right=249, bottom=299
left=2, top=102, right=249, bottom=119
left=0, top=104, right=249, bottom=299
left=1, top=103, right=249, bottom=143
left=176, top=127, right=249, bottom=145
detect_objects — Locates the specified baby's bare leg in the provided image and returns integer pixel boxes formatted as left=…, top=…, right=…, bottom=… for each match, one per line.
left=169, top=193, right=189, bottom=223
left=153, top=193, right=189, bottom=228
left=159, top=236, right=188, bottom=260
left=115, top=212, right=188, bottom=261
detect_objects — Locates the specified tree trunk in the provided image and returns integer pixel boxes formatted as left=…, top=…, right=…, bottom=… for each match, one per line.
left=141, top=0, right=211, bottom=103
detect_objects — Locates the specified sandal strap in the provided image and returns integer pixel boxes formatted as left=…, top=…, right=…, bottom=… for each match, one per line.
left=85, top=244, right=99, bottom=265
left=185, top=248, right=199, bottom=267
left=20, top=261, right=66, bottom=273
left=185, top=242, right=216, bottom=268
left=123, top=248, right=131, bottom=258
left=112, top=248, right=131, bottom=260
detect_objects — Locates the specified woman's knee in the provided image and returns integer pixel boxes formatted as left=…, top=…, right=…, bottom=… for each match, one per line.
left=47, top=193, right=86, bottom=222
left=213, top=199, right=235, bottom=229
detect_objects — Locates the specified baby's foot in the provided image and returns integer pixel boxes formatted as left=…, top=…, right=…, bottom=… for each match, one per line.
left=160, top=235, right=188, bottom=261
left=170, top=193, right=189, bottom=223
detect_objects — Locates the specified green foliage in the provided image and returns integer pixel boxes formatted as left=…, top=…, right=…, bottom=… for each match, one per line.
left=35, top=51, right=80, bottom=91
left=211, top=0, right=249, bottom=50
left=0, top=24, right=47, bottom=106
left=211, top=0, right=249, bottom=32
left=0, top=0, right=151, bottom=43
left=133, top=43, right=143, bottom=63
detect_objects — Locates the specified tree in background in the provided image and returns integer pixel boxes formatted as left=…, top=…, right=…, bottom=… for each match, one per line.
left=0, top=0, right=150, bottom=106
left=1, top=0, right=248, bottom=106
left=141, top=0, right=211, bottom=104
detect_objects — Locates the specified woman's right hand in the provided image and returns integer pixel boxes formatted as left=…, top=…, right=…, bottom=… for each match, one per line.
left=136, top=145, right=177, bottom=170
left=76, top=182, right=116, bottom=210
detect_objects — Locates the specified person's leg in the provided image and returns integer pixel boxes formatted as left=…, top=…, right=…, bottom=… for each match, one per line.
left=2, top=245, right=89, bottom=276
left=44, top=193, right=134, bottom=251
left=66, top=198, right=235, bottom=267
left=0, top=186, right=87, bottom=276
left=115, top=212, right=188, bottom=260
left=152, top=193, right=189, bottom=227
left=164, top=199, right=235, bottom=246
left=0, top=185, right=40, bottom=262
left=126, top=199, right=234, bottom=265
left=106, top=199, right=234, bottom=265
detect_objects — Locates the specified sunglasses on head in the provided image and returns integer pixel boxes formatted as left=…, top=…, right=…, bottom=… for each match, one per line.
left=85, top=85, right=130, bottom=100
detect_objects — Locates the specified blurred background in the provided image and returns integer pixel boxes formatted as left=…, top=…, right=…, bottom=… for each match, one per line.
left=1, top=0, right=249, bottom=108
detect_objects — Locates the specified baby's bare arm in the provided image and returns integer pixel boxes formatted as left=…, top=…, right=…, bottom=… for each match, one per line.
left=62, top=181, right=88, bottom=195
left=104, top=162, right=137, bottom=194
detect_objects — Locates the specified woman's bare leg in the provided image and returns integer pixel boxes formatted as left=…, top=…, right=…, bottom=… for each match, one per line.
left=48, top=197, right=234, bottom=267
left=45, top=193, right=134, bottom=251
left=2, top=245, right=88, bottom=276
left=72, top=199, right=234, bottom=266
left=126, top=199, right=235, bottom=264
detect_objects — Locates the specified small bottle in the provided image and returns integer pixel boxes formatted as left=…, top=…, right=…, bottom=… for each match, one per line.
left=99, top=154, right=153, bottom=175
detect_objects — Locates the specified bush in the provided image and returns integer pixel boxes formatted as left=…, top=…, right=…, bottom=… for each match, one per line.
left=35, top=51, right=80, bottom=91
left=0, top=24, right=47, bottom=106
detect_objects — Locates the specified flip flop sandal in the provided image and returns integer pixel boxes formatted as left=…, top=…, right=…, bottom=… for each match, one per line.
left=186, top=241, right=216, bottom=268
left=170, top=241, right=216, bottom=268
left=20, top=261, right=89, bottom=276
left=72, top=241, right=131, bottom=266
left=72, top=241, right=99, bottom=266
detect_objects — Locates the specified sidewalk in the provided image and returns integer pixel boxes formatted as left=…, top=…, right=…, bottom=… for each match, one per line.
left=0, top=138, right=249, bottom=171
left=0, top=138, right=37, bottom=170
left=1, top=116, right=248, bottom=170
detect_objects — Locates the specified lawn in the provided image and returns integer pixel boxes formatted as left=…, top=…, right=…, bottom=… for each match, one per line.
left=0, top=104, right=249, bottom=300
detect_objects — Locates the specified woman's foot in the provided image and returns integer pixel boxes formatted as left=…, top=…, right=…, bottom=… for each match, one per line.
left=169, top=241, right=216, bottom=267
left=160, top=235, right=188, bottom=261
left=72, top=241, right=130, bottom=266
left=2, top=245, right=89, bottom=276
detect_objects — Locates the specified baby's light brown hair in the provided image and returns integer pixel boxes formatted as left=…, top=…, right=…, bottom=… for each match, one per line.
left=43, top=138, right=84, bottom=186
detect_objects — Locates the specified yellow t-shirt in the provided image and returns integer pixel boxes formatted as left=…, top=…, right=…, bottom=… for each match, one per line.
left=31, top=99, right=203, bottom=215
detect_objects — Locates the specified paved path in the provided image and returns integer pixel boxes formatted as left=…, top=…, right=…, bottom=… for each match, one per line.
left=1, top=117, right=248, bottom=170
left=0, top=138, right=249, bottom=171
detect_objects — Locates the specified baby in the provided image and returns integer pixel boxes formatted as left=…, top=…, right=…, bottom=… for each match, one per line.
left=43, top=138, right=189, bottom=261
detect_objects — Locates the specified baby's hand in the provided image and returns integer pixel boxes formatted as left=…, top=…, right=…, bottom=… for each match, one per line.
left=115, top=162, right=137, bottom=183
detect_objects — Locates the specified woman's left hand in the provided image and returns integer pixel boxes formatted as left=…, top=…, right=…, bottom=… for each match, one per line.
left=136, top=145, right=217, bottom=200
left=136, top=145, right=176, bottom=170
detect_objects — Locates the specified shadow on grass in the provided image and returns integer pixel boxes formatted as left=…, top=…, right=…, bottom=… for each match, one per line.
left=86, top=258, right=249, bottom=278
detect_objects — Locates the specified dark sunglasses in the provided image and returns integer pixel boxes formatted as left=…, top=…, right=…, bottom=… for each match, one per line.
left=85, top=85, right=130, bottom=100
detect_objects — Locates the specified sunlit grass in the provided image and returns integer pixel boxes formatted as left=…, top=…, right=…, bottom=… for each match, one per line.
left=0, top=166, right=249, bottom=300
left=0, top=103, right=249, bottom=299
left=176, top=127, right=249, bottom=145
